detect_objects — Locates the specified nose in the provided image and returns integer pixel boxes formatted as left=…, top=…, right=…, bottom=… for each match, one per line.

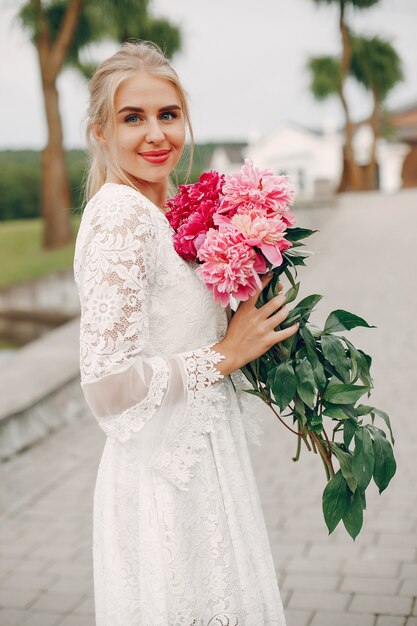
left=145, top=119, right=165, bottom=144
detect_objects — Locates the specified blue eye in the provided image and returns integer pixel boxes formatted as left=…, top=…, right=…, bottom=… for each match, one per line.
left=160, top=111, right=177, bottom=121
left=125, top=114, right=141, bottom=123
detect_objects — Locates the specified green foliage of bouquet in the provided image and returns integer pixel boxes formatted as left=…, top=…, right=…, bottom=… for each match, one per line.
left=241, top=226, right=396, bottom=539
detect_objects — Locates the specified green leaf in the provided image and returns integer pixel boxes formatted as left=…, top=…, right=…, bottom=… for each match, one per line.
left=270, top=361, right=297, bottom=412
left=284, top=282, right=300, bottom=304
left=344, top=418, right=358, bottom=448
left=372, top=408, right=395, bottom=444
left=242, top=389, right=264, bottom=400
left=283, top=266, right=296, bottom=288
left=352, top=428, right=375, bottom=491
left=342, top=337, right=361, bottom=383
left=285, top=226, right=319, bottom=241
left=330, top=444, right=358, bottom=492
left=295, top=358, right=316, bottom=409
left=240, top=364, right=257, bottom=388
left=342, top=488, right=364, bottom=540
left=299, top=324, right=317, bottom=356
left=323, top=404, right=350, bottom=420
left=324, top=309, right=376, bottom=334
left=324, top=383, right=369, bottom=404
left=355, top=404, right=374, bottom=416
left=322, top=470, right=349, bottom=534
left=283, top=294, right=323, bottom=327
left=321, top=335, right=350, bottom=383
left=357, top=349, right=374, bottom=387
left=368, top=426, right=397, bottom=492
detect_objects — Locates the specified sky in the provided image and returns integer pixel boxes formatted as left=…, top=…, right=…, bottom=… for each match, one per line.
left=1, top=0, right=416, bottom=149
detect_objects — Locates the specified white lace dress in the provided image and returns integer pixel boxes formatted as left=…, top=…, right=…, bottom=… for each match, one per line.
left=73, top=182, right=286, bottom=626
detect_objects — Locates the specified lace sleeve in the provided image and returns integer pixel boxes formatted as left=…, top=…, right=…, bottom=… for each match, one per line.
left=75, top=186, right=226, bottom=448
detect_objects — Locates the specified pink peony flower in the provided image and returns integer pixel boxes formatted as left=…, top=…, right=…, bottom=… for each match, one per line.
left=196, top=228, right=267, bottom=307
left=165, top=171, right=224, bottom=231
left=214, top=210, right=293, bottom=267
left=217, top=159, right=296, bottom=226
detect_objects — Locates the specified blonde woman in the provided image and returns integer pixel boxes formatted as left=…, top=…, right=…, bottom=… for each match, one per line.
left=74, top=41, right=297, bottom=626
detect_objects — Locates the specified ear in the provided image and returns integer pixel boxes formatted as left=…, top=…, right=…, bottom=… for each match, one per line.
left=92, top=123, right=107, bottom=146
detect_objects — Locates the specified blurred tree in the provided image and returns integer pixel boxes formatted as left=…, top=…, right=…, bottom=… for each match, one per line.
left=350, top=33, right=403, bottom=189
left=308, top=0, right=379, bottom=192
left=18, top=0, right=181, bottom=249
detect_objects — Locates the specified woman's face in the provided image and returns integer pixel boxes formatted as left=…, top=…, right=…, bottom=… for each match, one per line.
left=100, top=71, right=186, bottom=190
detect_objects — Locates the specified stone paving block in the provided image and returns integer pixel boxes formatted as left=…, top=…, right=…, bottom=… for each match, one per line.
left=377, top=533, right=417, bottom=547
left=29, top=591, right=85, bottom=614
left=47, top=577, right=93, bottom=595
left=21, top=611, right=63, bottom=626
left=405, top=619, right=417, bottom=626
left=402, top=565, right=417, bottom=579
left=349, top=594, right=413, bottom=616
left=288, top=590, right=350, bottom=611
left=43, top=561, right=93, bottom=580
left=399, top=578, right=417, bottom=597
left=8, top=559, right=49, bottom=576
left=375, top=618, right=406, bottom=626
left=341, top=575, right=400, bottom=595
left=285, top=609, right=313, bottom=626
left=58, top=616, right=94, bottom=626
left=2, top=573, right=56, bottom=592
left=286, top=557, right=342, bottom=575
left=29, top=545, right=80, bottom=562
left=0, top=587, right=42, bottom=610
left=310, top=612, right=374, bottom=626
left=364, top=546, right=416, bottom=563
left=0, top=558, right=20, bottom=577
left=0, top=608, right=26, bottom=626
left=72, top=595, right=95, bottom=615
left=343, top=560, right=400, bottom=578
left=307, top=543, right=361, bottom=559
left=283, top=573, right=340, bottom=592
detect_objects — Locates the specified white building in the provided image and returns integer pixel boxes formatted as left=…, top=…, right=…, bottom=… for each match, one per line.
left=210, top=118, right=411, bottom=199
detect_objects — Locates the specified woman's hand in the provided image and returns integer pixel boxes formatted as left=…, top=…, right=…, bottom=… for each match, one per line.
left=213, top=274, right=299, bottom=377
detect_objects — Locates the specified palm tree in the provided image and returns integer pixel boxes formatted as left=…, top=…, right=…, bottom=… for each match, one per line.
left=310, top=0, right=380, bottom=191
left=350, top=33, right=403, bottom=189
left=18, top=0, right=181, bottom=249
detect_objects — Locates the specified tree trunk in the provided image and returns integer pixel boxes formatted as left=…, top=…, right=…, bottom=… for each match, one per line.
left=40, top=78, right=72, bottom=249
left=32, top=0, right=83, bottom=249
left=338, top=0, right=361, bottom=192
left=362, top=93, right=380, bottom=191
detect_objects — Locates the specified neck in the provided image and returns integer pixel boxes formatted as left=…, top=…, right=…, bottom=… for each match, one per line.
left=105, top=171, right=169, bottom=211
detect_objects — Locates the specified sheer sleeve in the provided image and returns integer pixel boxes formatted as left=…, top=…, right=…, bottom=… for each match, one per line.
left=75, top=188, right=226, bottom=468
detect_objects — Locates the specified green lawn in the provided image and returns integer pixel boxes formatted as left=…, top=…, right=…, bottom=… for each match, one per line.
left=0, top=215, right=81, bottom=288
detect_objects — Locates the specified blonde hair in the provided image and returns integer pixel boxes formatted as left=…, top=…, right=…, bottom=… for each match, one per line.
left=84, top=40, right=194, bottom=202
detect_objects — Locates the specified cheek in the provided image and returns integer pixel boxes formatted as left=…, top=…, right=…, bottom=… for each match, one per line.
left=172, top=124, right=186, bottom=150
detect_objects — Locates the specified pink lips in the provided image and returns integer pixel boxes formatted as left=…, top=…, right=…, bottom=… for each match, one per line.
left=139, top=149, right=171, bottom=164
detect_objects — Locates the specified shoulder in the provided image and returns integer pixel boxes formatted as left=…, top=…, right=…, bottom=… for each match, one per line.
left=85, top=183, right=159, bottom=231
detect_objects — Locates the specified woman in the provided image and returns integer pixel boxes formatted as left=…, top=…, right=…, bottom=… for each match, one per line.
left=74, top=41, right=298, bottom=626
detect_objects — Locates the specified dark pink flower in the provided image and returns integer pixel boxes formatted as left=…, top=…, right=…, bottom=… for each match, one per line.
left=165, top=171, right=225, bottom=231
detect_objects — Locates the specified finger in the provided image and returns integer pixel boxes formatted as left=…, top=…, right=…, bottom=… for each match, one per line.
left=245, top=273, right=273, bottom=306
left=273, top=322, right=299, bottom=343
left=265, top=303, right=289, bottom=328
left=260, top=292, right=287, bottom=319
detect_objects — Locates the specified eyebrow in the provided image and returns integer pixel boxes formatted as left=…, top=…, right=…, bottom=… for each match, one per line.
left=117, top=104, right=182, bottom=115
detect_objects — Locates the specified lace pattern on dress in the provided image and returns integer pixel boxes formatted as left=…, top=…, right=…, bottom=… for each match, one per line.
left=101, top=355, right=170, bottom=442
left=230, top=369, right=264, bottom=446
left=152, top=345, right=227, bottom=490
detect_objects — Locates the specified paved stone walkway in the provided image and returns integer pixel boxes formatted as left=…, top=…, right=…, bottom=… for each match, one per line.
left=1, top=190, right=416, bottom=625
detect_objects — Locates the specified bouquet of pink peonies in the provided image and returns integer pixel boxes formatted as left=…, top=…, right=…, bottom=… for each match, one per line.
left=165, top=159, right=396, bottom=540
